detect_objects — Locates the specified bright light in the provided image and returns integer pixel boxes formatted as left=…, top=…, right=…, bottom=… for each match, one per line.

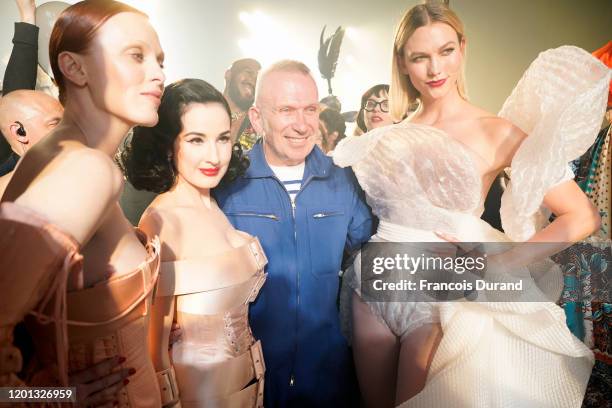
left=235, top=10, right=315, bottom=68
left=238, top=11, right=250, bottom=24
left=237, top=39, right=249, bottom=51
left=120, top=0, right=160, bottom=25
left=239, top=10, right=274, bottom=30
left=345, top=26, right=360, bottom=41
left=232, top=12, right=390, bottom=111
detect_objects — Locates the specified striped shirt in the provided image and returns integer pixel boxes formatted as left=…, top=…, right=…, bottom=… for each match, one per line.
left=269, top=163, right=305, bottom=205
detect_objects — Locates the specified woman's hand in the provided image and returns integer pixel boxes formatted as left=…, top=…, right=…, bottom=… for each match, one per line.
left=168, top=321, right=183, bottom=350
left=69, top=355, right=135, bottom=407
left=15, top=0, right=36, bottom=24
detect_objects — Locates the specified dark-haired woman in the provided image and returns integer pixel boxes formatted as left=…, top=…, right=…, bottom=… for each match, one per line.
left=121, top=78, right=265, bottom=407
left=1, top=0, right=165, bottom=406
left=355, top=84, right=394, bottom=134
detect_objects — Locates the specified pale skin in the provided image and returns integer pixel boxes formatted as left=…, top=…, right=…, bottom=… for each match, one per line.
left=353, top=22, right=601, bottom=407
left=140, top=102, right=250, bottom=375
left=15, top=0, right=35, bottom=24
left=363, top=90, right=394, bottom=131
left=0, top=90, right=64, bottom=197
left=1, top=11, right=165, bottom=406
left=248, top=69, right=320, bottom=166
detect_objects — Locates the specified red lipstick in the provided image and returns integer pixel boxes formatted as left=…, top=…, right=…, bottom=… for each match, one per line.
left=199, top=167, right=220, bottom=177
left=426, top=78, right=447, bottom=88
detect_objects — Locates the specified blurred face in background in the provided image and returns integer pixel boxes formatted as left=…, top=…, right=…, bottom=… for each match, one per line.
left=227, top=61, right=260, bottom=110
left=363, top=90, right=393, bottom=131
left=0, top=90, right=63, bottom=154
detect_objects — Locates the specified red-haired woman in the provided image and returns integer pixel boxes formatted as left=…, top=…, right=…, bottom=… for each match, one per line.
left=0, top=1, right=165, bottom=406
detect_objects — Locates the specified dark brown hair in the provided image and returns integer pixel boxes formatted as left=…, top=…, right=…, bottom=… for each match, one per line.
left=356, top=84, right=389, bottom=132
left=120, top=79, right=249, bottom=193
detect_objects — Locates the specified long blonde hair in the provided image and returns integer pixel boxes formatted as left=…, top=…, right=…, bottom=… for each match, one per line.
left=390, top=3, right=467, bottom=121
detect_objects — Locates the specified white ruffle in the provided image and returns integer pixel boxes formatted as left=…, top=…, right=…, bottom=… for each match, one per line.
left=499, top=45, right=611, bottom=241
left=333, top=122, right=484, bottom=232
left=333, top=45, right=609, bottom=408
left=400, top=301, right=594, bottom=408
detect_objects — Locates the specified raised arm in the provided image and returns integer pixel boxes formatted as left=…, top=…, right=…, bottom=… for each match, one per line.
left=2, top=0, right=39, bottom=95
left=0, top=1, right=40, bottom=164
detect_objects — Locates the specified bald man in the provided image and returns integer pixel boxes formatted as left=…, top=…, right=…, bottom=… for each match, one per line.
left=216, top=60, right=372, bottom=407
left=0, top=89, right=63, bottom=194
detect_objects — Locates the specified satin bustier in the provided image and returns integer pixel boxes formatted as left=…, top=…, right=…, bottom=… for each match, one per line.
left=25, top=225, right=162, bottom=407
left=157, top=236, right=267, bottom=407
left=0, top=202, right=81, bottom=388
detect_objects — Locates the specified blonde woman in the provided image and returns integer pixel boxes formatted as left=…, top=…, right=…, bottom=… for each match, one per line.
left=334, top=3, right=610, bottom=407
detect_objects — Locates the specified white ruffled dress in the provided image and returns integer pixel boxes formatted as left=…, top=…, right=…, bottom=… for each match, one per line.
left=333, top=46, right=611, bottom=408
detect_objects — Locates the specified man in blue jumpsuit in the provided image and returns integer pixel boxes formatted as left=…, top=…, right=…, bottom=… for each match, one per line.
left=215, top=60, right=373, bottom=407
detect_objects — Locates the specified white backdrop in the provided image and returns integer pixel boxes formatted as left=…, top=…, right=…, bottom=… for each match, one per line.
left=0, top=0, right=610, bottom=112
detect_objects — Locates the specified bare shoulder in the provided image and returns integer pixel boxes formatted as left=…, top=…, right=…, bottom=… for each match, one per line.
left=455, top=104, right=518, bottom=141
left=478, top=115, right=527, bottom=168
left=66, top=146, right=124, bottom=193
left=139, top=195, right=180, bottom=236
left=49, top=145, right=125, bottom=206
left=483, top=116, right=525, bottom=142
left=6, top=144, right=125, bottom=244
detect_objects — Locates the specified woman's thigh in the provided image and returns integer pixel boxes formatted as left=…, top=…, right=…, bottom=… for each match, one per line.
left=351, top=292, right=399, bottom=408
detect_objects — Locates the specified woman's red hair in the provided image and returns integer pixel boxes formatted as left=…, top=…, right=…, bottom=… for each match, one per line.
left=49, top=0, right=145, bottom=104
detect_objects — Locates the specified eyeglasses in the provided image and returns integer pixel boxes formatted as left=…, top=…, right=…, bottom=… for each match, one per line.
left=364, top=99, right=389, bottom=113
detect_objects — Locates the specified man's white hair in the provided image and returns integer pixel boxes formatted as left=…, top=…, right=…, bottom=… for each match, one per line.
left=254, top=60, right=313, bottom=106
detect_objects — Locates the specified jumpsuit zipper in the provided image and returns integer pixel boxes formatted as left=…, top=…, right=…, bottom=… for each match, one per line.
left=287, top=175, right=315, bottom=388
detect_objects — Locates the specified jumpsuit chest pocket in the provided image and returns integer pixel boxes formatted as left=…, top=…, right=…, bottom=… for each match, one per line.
left=224, top=205, right=281, bottom=247
left=306, top=205, right=347, bottom=277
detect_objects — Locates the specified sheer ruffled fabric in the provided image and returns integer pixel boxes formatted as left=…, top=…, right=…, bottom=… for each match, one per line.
left=333, top=46, right=611, bottom=407
left=499, top=46, right=611, bottom=241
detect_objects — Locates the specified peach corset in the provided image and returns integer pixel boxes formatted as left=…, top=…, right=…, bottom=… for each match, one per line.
left=24, top=224, right=162, bottom=407
left=156, top=236, right=267, bottom=408
left=0, top=202, right=82, bottom=388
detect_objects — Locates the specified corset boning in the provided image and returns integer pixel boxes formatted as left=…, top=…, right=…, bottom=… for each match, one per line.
left=26, top=237, right=162, bottom=408
left=159, top=236, right=267, bottom=406
left=173, top=303, right=254, bottom=364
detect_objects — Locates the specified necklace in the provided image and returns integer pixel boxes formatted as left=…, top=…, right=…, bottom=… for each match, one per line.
left=231, top=110, right=245, bottom=122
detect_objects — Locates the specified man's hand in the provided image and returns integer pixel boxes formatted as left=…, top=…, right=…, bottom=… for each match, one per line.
left=15, top=0, right=36, bottom=25
left=69, top=355, right=135, bottom=407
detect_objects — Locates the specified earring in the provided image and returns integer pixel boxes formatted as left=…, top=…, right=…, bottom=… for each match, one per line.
left=14, top=121, right=28, bottom=155
left=15, top=121, right=26, bottom=137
